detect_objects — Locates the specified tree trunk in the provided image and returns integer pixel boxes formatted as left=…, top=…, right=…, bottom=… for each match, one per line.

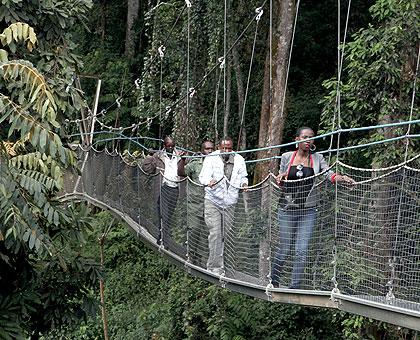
left=232, top=45, right=246, bottom=150
left=256, top=0, right=296, bottom=281
left=254, top=0, right=296, bottom=183
left=99, top=235, right=110, bottom=340
left=125, top=0, right=140, bottom=58
left=223, top=61, right=231, bottom=138
left=100, top=0, right=106, bottom=42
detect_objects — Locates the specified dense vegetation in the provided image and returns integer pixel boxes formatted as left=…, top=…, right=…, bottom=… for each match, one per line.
left=0, top=0, right=418, bottom=338
left=42, top=214, right=416, bottom=340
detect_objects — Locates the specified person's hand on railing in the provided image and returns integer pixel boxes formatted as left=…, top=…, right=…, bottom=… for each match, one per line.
left=208, top=179, right=217, bottom=188
left=276, top=172, right=287, bottom=185
left=335, top=174, right=356, bottom=185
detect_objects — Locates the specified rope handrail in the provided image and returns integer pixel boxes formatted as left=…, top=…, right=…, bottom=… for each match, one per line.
left=63, top=148, right=420, bottom=331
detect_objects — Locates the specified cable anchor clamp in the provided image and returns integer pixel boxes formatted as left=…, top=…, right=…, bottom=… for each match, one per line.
left=330, top=286, right=341, bottom=305
left=255, top=7, right=264, bottom=21
left=65, top=74, right=76, bottom=93
left=134, top=78, right=141, bottom=90
left=158, top=45, right=165, bottom=59
left=189, top=87, right=196, bottom=98
left=218, top=57, right=225, bottom=69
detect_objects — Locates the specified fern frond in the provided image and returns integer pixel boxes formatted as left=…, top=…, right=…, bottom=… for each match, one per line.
left=0, top=94, right=73, bottom=166
left=0, top=60, right=57, bottom=121
left=0, top=22, right=37, bottom=53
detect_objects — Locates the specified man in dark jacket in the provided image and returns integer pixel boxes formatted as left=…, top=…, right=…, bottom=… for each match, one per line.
left=142, top=136, right=186, bottom=246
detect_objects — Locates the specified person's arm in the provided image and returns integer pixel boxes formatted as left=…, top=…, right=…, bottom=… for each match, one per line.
left=199, top=157, right=213, bottom=186
left=184, top=160, right=195, bottom=178
left=176, top=149, right=186, bottom=177
left=319, top=153, right=354, bottom=184
left=238, top=157, right=248, bottom=187
left=142, top=154, right=157, bottom=174
left=276, top=153, right=289, bottom=183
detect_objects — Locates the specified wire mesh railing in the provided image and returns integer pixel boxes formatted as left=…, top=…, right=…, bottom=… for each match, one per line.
left=64, top=146, right=420, bottom=319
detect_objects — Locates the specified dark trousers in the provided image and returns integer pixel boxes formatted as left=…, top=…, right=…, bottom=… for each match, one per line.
left=157, top=184, right=179, bottom=246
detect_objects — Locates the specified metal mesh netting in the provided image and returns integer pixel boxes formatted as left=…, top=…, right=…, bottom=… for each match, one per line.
left=65, top=148, right=420, bottom=313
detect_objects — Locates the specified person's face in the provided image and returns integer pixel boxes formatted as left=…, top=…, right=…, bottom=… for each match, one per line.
left=295, top=129, right=315, bottom=151
left=202, top=142, right=214, bottom=156
left=219, top=140, right=233, bottom=154
left=164, top=140, right=175, bottom=154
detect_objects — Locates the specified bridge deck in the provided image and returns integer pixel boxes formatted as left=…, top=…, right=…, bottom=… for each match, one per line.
left=61, top=191, right=420, bottom=331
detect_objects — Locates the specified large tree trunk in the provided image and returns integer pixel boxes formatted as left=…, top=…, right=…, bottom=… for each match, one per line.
left=100, top=0, right=106, bottom=42
left=232, top=45, right=246, bottom=150
left=256, top=0, right=295, bottom=281
left=125, top=0, right=140, bottom=58
left=254, top=0, right=295, bottom=183
left=223, top=61, right=232, bottom=138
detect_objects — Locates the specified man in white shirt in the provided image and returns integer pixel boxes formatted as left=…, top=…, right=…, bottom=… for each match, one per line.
left=143, top=136, right=186, bottom=246
left=199, top=137, right=248, bottom=275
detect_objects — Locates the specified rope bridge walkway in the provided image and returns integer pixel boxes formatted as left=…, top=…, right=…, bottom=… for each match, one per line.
left=61, top=146, right=420, bottom=331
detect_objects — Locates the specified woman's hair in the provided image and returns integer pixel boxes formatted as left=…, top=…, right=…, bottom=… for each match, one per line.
left=295, top=126, right=314, bottom=137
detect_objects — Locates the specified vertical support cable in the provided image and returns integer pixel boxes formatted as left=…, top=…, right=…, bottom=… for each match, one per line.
left=279, top=0, right=301, bottom=119
left=223, top=0, right=227, bottom=123
left=403, top=44, right=420, bottom=163
left=266, top=0, right=274, bottom=292
left=328, top=0, right=352, bottom=157
left=212, top=68, right=222, bottom=142
left=387, top=45, right=420, bottom=302
left=267, top=176, right=273, bottom=284
left=331, top=0, right=342, bottom=296
left=269, top=0, right=273, bottom=115
left=237, top=11, right=261, bottom=148
left=186, top=2, right=191, bottom=146
left=159, top=47, right=164, bottom=141
left=159, top=175, right=164, bottom=247
left=186, top=179, right=191, bottom=262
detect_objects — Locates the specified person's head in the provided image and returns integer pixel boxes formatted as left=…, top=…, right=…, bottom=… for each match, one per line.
left=219, top=137, right=233, bottom=161
left=295, top=127, right=315, bottom=152
left=201, top=140, right=214, bottom=156
left=163, top=136, right=175, bottom=154
left=218, top=137, right=233, bottom=153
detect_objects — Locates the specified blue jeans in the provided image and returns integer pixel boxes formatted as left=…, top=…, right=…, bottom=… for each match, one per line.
left=271, top=207, right=317, bottom=288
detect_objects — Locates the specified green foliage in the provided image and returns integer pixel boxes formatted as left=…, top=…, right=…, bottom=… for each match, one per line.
left=320, top=0, right=419, bottom=166
left=0, top=22, right=37, bottom=60
left=41, top=213, right=417, bottom=339
left=0, top=0, right=93, bottom=127
left=0, top=19, right=99, bottom=338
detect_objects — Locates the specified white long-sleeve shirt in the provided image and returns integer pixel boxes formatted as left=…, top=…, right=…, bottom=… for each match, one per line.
left=198, top=150, right=248, bottom=207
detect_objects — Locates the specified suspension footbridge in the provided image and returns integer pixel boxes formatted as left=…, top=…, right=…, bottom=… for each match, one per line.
left=61, top=146, right=420, bottom=331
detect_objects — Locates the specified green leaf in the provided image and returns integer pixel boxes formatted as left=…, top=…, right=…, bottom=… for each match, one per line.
left=0, top=49, right=8, bottom=61
left=29, top=229, right=36, bottom=249
left=39, top=129, right=47, bottom=152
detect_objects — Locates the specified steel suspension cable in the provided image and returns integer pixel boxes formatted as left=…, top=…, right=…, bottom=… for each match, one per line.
left=387, top=44, right=420, bottom=302
left=327, top=0, right=352, bottom=155
left=237, top=8, right=262, bottom=149
left=186, top=0, right=191, bottom=145
left=279, top=0, right=301, bottom=119
left=223, top=0, right=227, bottom=128
left=331, top=0, right=343, bottom=297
